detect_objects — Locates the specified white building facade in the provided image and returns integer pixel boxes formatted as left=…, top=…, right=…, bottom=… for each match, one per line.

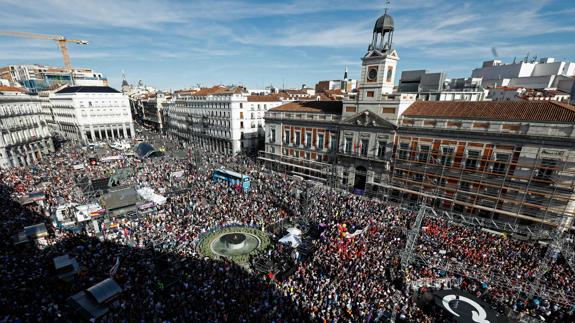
left=0, top=86, right=54, bottom=168
left=166, top=86, right=284, bottom=154
left=49, top=86, right=134, bottom=144
left=472, top=58, right=575, bottom=89
left=0, top=64, right=108, bottom=93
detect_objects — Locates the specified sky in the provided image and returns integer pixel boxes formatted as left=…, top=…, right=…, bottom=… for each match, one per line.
left=0, top=0, right=574, bottom=91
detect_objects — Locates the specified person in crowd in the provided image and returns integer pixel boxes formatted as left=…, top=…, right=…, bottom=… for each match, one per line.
left=0, top=136, right=573, bottom=322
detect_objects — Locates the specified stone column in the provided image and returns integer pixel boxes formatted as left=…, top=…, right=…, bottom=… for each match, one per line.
left=90, top=126, right=96, bottom=143
left=130, top=123, right=135, bottom=139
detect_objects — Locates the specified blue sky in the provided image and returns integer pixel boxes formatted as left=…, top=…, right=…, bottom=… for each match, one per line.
left=0, top=0, right=574, bottom=91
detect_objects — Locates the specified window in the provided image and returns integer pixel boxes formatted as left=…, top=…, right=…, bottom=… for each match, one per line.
left=465, top=150, right=481, bottom=169
left=361, top=139, right=369, bottom=156
left=284, top=130, right=290, bottom=144
left=441, top=147, right=454, bottom=166
left=345, top=106, right=357, bottom=113
left=418, top=145, right=430, bottom=162
left=386, top=67, right=393, bottom=82
left=399, top=143, right=409, bottom=160
left=305, top=133, right=312, bottom=147
left=270, top=129, right=276, bottom=142
left=240, top=121, right=244, bottom=129
left=330, top=133, right=338, bottom=151
left=460, top=181, right=471, bottom=191
left=344, top=137, right=353, bottom=154
left=492, top=153, right=509, bottom=174
left=377, top=141, right=386, bottom=159
left=295, top=131, right=301, bottom=146
left=366, top=91, right=374, bottom=98
left=535, top=159, right=557, bottom=183
left=317, top=134, right=324, bottom=149
left=240, top=112, right=244, bottom=119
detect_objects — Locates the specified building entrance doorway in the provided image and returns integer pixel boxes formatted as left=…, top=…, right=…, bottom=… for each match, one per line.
left=354, top=166, right=367, bottom=192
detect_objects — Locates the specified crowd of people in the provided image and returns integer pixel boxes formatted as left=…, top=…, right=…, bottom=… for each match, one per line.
left=1, top=132, right=574, bottom=322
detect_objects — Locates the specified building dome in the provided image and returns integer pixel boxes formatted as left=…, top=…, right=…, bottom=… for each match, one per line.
left=374, top=13, right=394, bottom=33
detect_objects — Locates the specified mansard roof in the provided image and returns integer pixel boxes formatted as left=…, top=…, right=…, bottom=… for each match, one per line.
left=56, top=86, right=121, bottom=94
left=403, top=100, right=575, bottom=123
left=270, top=100, right=342, bottom=114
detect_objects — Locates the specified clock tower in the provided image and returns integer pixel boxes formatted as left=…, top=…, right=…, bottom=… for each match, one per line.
left=358, top=11, right=398, bottom=100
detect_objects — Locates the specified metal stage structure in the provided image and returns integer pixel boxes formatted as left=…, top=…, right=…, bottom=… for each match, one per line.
left=400, top=205, right=575, bottom=306
left=257, top=151, right=575, bottom=305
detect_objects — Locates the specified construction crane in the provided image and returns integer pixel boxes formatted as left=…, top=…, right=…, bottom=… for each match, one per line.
left=0, top=30, right=88, bottom=70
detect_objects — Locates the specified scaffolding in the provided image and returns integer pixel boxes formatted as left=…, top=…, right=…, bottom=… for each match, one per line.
left=401, top=205, right=575, bottom=306
left=385, top=140, right=575, bottom=232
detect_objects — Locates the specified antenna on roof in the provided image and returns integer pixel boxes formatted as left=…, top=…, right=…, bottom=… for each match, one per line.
left=384, top=0, right=391, bottom=14
left=491, top=47, right=498, bottom=58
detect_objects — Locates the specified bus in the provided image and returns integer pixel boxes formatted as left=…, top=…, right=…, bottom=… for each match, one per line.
left=212, top=167, right=251, bottom=191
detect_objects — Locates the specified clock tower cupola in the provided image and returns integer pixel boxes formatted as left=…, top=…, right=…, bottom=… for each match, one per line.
left=359, top=9, right=399, bottom=98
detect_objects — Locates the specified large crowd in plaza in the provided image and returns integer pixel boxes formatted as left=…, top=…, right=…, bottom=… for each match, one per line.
left=1, top=133, right=574, bottom=322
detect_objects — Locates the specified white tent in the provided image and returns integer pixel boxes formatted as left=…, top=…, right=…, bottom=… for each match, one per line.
left=279, top=234, right=302, bottom=248
left=286, top=227, right=302, bottom=236
left=137, top=187, right=167, bottom=205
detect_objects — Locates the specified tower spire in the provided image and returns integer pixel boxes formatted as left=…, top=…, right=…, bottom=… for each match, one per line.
left=121, top=70, right=129, bottom=87
left=344, top=66, right=348, bottom=80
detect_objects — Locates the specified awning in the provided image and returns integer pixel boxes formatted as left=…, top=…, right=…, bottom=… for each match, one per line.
left=67, top=291, right=109, bottom=320
left=101, top=187, right=139, bottom=211
left=86, top=278, right=123, bottom=304
left=24, top=223, right=48, bottom=238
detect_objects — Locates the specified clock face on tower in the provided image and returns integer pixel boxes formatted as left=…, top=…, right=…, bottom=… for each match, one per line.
left=367, top=67, right=378, bottom=82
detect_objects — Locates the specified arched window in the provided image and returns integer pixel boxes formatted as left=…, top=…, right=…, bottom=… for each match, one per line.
left=386, top=67, right=393, bottom=82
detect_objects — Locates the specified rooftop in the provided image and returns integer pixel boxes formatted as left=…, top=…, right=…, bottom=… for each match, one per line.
left=0, top=86, right=27, bottom=93
left=56, top=86, right=121, bottom=94
left=403, top=100, right=575, bottom=123
left=247, top=94, right=285, bottom=102
left=193, top=85, right=246, bottom=96
left=269, top=100, right=342, bottom=114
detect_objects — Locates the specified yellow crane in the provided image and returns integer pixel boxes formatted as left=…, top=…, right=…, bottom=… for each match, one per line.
left=0, top=30, right=88, bottom=70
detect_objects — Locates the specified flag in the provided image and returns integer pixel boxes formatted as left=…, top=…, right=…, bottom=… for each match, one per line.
left=109, top=256, right=120, bottom=276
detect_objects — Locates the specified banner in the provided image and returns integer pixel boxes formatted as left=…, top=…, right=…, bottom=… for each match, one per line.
left=170, top=170, right=185, bottom=178
left=431, top=289, right=506, bottom=323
